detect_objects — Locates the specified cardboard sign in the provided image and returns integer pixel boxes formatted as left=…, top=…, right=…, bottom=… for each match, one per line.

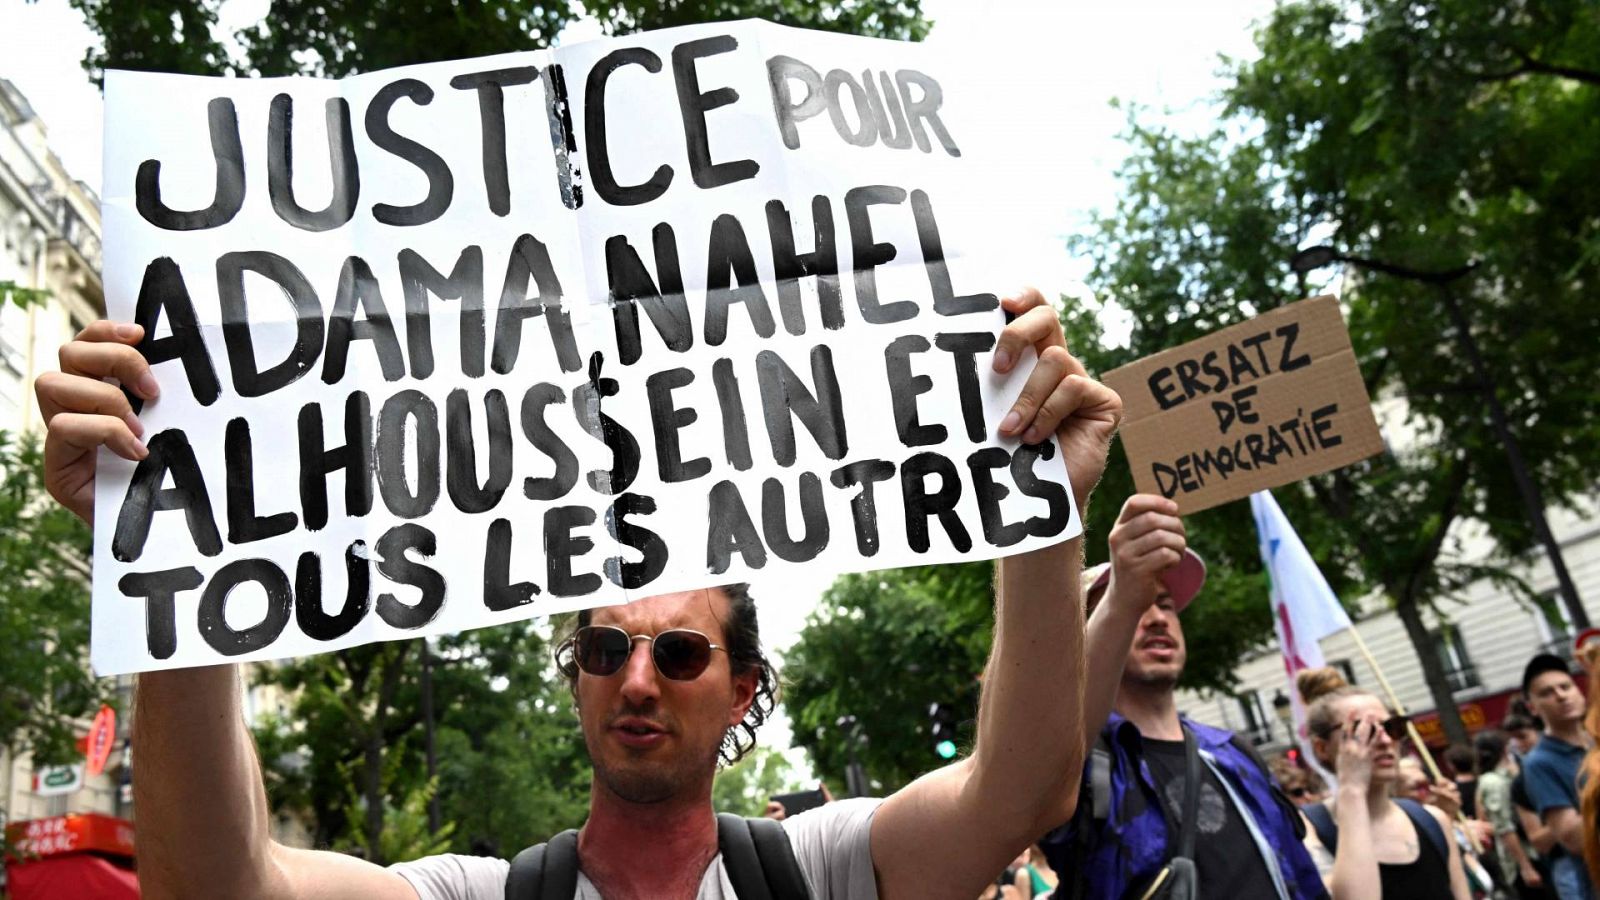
left=92, top=21, right=1081, bottom=675
left=1102, top=296, right=1383, bottom=512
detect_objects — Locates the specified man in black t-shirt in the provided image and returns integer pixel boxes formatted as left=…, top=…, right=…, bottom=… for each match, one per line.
left=1139, top=736, right=1283, bottom=896
left=1041, top=495, right=1327, bottom=899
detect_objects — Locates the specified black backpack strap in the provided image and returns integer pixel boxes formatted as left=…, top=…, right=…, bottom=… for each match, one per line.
left=505, top=842, right=546, bottom=900
left=504, top=829, right=580, bottom=900
left=1395, top=798, right=1450, bottom=866
left=1226, top=730, right=1308, bottom=840
left=1303, top=802, right=1337, bottom=855
left=717, top=813, right=810, bottom=900
left=1061, top=732, right=1116, bottom=900
left=1176, top=725, right=1201, bottom=861
left=1089, top=742, right=1114, bottom=824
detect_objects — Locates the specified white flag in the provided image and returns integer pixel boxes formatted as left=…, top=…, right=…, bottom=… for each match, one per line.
left=1252, top=490, right=1353, bottom=771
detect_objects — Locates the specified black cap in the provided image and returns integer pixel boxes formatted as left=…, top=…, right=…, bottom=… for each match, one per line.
left=1522, top=653, right=1572, bottom=696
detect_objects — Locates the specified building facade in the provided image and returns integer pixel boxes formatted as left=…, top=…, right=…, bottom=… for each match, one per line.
left=0, top=76, right=122, bottom=836
left=0, top=78, right=102, bottom=430
left=1177, top=494, right=1600, bottom=755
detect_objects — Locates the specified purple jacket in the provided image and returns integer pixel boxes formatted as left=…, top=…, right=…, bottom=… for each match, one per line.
left=1041, top=713, right=1328, bottom=899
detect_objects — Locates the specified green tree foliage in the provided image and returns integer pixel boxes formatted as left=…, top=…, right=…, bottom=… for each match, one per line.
left=711, top=745, right=801, bottom=817
left=1, top=281, right=52, bottom=308
left=65, top=0, right=927, bottom=82
left=1068, top=0, right=1600, bottom=739
left=0, top=432, right=113, bottom=781
left=784, top=562, right=991, bottom=795
left=251, top=624, right=590, bottom=862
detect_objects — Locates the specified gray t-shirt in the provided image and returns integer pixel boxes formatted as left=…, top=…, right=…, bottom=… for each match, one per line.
left=391, top=797, right=882, bottom=900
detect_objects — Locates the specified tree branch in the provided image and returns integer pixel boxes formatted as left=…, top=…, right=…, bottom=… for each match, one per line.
left=1512, top=48, right=1600, bottom=85
left=1470, top=49, right=1600, bottom=86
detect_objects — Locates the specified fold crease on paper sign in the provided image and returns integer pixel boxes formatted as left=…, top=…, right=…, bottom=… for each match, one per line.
left=1102, top=295, right=1384, bottom=513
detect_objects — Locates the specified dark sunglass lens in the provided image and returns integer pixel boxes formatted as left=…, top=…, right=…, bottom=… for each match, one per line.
left=1289, top=788, right=1308, bottom=798
left=576, top=627, right=631, bottom=675
left=654, top=631, right=712, bottom=680
left=1383, top=717, right=1408, bottom=740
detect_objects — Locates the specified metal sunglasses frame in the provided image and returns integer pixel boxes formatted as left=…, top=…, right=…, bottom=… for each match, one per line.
left=558, top=624, right=729, bottom=681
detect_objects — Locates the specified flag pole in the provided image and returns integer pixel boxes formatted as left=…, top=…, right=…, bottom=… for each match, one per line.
left=1342, top=625, right=1444, bottom=781
left=1343, top=625, right=1481, bottom=852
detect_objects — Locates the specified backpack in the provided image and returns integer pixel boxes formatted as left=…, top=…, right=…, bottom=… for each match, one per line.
left=1061, top=728, right=1306, bottom=900
left=1301, top=797, right=1448, bottom=865
left=505, top=813, right=811, bottom=900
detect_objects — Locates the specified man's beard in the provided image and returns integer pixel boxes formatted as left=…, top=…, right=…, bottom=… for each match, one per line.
left=588, top=721, right=724, bottom=804
left=1125, top=660, right=1183, bottom=691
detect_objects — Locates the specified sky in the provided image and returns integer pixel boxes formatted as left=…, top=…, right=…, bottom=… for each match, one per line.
left=2, top=0, right=1277, bottom=778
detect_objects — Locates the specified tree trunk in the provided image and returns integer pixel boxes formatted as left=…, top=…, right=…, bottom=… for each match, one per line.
left=1392, top=595, right=1468, bottom=746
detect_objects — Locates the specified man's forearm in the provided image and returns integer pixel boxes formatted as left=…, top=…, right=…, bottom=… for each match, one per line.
left=1081, top=598, right=1142, bottom=748
left=134, top=665, right=284, bottom=897
left=970, top=536, right=1087, bottom=837
left=1502, top=829, right=1533, bottom=870
left=1553, top=812, right=1584, bottom=855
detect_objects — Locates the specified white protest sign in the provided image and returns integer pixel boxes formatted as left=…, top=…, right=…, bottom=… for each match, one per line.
left=94, top=20, right=1080, bottom=675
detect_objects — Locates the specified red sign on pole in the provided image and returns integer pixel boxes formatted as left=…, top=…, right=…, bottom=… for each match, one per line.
left=85, top=706, right=116, bottom=777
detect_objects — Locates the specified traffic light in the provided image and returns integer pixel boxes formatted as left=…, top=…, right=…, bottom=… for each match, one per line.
left=929, top=703, right=958, bottom=759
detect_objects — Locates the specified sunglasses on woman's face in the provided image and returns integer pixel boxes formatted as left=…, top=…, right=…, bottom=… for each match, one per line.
left=561, top=625, right=728, bottom=681
left=1333, top=714, right=1410, bottom=741
left=1378, top=715, right=1410, bottom=740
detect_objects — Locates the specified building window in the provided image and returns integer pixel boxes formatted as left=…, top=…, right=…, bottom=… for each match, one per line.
left=1236, top=690, right=1275, bottom=746
left=1331, top=658, right=1358, bottom=686
left=1532, top=590, right=1576, bottom=661
left=1432, top=623, right=1481, bottom=692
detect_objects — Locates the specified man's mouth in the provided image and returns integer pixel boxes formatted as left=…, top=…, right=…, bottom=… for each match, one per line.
left=1141, top=637, right=1177, bottom=652
left=610, top=717, right=669, bottom=748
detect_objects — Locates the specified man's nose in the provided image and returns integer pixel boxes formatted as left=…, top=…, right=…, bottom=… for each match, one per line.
left=618, top=639, right=661, bottom=705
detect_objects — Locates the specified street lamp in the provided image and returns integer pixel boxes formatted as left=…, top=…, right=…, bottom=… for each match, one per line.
left=1288, top=245, right=1588, bottom=630
left=1271, top=689, right=1293, bottom=742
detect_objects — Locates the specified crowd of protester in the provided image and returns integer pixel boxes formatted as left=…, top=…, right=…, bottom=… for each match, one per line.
left=955, top=491, right=1600, bottom=899
left=38, top=311, right=1600, bottom=899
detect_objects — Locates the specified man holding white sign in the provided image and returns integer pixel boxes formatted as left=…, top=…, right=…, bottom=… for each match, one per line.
left=37, top=284, right=1117, bottom=899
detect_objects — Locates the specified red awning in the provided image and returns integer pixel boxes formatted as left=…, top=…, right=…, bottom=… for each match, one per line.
left=6, top=853, right=140, bottom=899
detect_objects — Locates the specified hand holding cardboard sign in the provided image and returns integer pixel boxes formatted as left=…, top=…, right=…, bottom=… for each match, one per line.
left=993, top=288, right=1123, bottom=510
left=36, top=321, right=157, bottom=524
left=1106, top=494, right=1186, bottom=611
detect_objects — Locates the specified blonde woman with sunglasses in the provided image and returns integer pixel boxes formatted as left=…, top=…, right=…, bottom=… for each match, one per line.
left=1296, top=667, right=1472, bottom=899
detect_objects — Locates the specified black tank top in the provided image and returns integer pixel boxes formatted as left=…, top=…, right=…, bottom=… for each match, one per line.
left=1377, top=814, right=1453, bottom=899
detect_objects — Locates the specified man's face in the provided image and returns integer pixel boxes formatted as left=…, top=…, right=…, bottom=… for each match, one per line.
left=578, top=589, right=757, bottom=805
left=1123, top=591, right=1186, bottom=689
left=1528, top=670, right=1586, bottom=728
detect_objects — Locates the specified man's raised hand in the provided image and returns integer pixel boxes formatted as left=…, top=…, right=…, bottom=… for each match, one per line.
left=36, top=321, right=156, bottom=524
left=1107, top=494, right=1186, bottom=608
left=991, top=287, right=1121, bottom=509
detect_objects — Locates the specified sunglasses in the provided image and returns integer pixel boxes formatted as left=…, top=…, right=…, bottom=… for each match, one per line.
left=1287, top=787, right=1310, bottom=798
left=1335, top=714, right=1410, bottom=741
left=559, top=625, right=728, bottom=681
